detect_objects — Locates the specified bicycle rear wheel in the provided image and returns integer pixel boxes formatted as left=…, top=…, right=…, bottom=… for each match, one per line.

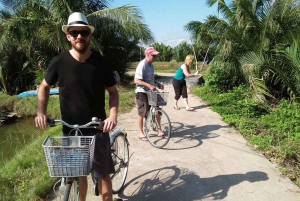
left=145, top=108, right=171, bottom=148
left=111, top=132, right=129, bottom=193
left=63, top=178, right=79, bottom=201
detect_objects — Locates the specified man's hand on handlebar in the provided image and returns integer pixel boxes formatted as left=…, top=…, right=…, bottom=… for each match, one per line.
left=35, top=114, right=48, bottom=129
left=158, top=83, right=164, bottom=90
left=103, top=116, right=117, bottom=133
left=149, top=82, right=164, bottom=91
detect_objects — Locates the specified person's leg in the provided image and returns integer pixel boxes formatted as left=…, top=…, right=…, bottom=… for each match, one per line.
left=173, top=78, right=181, bottom=109
left=156, top=112, right=165, bottom=136
left=181, top=81, right=193, bottom=110
left=137, top=115, right=145, bottom=137
left=174, top=99, right=178, bottom=105
left=136, top=92, right=149, bottom=139
left=79, top=176, right=88, bottom=201
left=183, top=97, right=190, bottom=108
left=98, top=175, right=113, bottom=201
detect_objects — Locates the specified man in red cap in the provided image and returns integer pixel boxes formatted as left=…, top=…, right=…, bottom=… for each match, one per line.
left=134, top=47, right=165, bottom=141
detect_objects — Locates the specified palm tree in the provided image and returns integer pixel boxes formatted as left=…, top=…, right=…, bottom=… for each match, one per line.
left=239, top=0, right=300, bottom=101
left=185, top=0, right=300, bottom=100
left=173, top=41, right=193, bottom=62
left=151, top=43, right=173, bottom=62
left=0, top=0, right=154, bottom=94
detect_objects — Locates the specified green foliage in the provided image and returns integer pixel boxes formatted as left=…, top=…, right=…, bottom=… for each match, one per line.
left=258, top=100, right=300, bottom=135
left=0, top=1, right=154, bottom=95
left=151, top=43, right=174, bottom=62
left=205, top=62, right=244, bottom=93
left=0, top=94, right=61, bottom=118
left=129, top=61, right=182, bottom=73
left=186, top=0, right=300, bottom=103
left=249, top=135, right=273, bottom=150
left=172, top=42, right=193, bottom=62
left=192, top=85, right=300, bottom=185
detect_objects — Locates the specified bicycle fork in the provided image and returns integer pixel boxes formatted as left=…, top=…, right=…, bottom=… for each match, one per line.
left=58, top=178, right=67, bottom=194
left=57, top=177, right=74, bottom=195
left=150, top=108, right=161, bottom=131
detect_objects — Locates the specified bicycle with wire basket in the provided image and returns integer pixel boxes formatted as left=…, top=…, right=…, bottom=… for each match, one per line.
left=42, top=117, right=129, bottom=201
left=144, top=90, right=171, bottom=148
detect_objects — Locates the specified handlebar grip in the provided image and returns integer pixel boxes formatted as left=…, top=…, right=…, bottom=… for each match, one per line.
left=47, top=118, right=55, bottom=127
left=95, top=121, right=105, bottom=130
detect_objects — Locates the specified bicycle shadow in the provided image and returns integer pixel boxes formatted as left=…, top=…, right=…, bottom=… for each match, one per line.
left=118, top=166, right=269, bottom=201
left=163, top=121, right=227, bottom=150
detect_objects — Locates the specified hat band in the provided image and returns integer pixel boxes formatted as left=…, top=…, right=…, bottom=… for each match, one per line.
left=68, top=21, right=88, bottom=26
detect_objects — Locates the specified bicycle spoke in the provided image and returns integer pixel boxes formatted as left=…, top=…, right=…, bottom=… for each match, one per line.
left=111, top=133, right=129, bottom=193
left=145, top=109, right=171, bottom=148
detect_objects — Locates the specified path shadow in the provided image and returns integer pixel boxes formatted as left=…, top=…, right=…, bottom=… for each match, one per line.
left=163, top=122, right=227, bottom=150
left=118, top=166, right=269, bottom=201
left=192, top=104, right=209, bottom=110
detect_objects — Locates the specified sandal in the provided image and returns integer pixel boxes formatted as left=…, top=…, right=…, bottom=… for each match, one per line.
left=138, top=136, right=148, bottom=141
left=186, top=107, right=194, bottom=111
left=174, top=105, right=180, bottom=110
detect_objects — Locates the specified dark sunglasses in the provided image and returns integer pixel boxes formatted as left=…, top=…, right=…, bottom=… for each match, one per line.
left=68, top=30, right=90, bottom=37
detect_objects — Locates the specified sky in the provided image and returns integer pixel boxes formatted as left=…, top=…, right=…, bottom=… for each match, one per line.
left=0, top=0, right=219, bottom=47
left=109, top=0, right=219, bottom=47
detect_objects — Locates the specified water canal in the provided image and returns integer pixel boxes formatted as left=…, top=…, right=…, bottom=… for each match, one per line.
left=0, top=117, right=46, bottom=166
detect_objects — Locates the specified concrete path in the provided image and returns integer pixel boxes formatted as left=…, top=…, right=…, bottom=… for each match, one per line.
left=48, top=73, right=300, bottom=201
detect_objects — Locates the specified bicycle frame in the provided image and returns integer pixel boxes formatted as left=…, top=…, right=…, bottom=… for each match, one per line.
left=149, top=106, right=161, bottom=131
left=144, top=91, right=172, bottom=148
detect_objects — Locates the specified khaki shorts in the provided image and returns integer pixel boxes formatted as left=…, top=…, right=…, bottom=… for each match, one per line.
left=136, top=92, right=150, bottom=118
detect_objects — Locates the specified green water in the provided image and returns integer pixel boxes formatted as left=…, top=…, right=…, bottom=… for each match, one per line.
left=0, top=117, right=47, bottom=165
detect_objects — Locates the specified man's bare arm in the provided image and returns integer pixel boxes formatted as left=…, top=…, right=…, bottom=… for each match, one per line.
left=35, top=79, right=51, bottom=129
left=104, top=85, right=119, bottom=132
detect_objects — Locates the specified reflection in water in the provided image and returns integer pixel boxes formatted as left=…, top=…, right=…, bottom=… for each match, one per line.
left=0, top=117, right=45, bottom=165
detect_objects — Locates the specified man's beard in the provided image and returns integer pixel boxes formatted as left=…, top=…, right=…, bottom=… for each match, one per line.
left=71, top=39, right=90, bottom=53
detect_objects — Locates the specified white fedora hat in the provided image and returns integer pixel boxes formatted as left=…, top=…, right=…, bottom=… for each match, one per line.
left=62, top=12, right=95, bottom=33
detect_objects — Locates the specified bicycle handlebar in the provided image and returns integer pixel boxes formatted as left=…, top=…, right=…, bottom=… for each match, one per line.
left=47, top=117, right=104, bottom=130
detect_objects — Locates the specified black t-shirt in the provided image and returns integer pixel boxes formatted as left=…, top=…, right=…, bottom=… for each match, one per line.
left=45, top=50, right=116, bottom=133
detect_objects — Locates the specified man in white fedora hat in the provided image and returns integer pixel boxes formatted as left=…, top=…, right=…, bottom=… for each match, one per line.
left=35, top=12, right=119, bottom=201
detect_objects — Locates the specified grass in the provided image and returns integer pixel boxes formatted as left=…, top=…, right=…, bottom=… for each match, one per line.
left=0, top=127, right=59, bottom=201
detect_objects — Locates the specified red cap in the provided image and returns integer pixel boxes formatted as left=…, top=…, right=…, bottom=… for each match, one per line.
left=144, top=47, right=160, bottom=55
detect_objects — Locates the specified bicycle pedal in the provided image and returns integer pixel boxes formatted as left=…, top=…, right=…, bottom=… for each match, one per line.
left=93, top=179, right=99, bottom=196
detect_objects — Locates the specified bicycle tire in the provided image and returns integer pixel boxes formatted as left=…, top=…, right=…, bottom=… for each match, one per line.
left=63, top=178, right=79, bottom=201
left=145, top=108, right=171, bottom=148
left=110, top=132, right=129, bottom=194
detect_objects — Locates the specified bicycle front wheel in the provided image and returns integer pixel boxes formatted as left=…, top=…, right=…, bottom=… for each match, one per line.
left=63, top=178, right=79, bottom=201
left=111, top=132, right=129, bottom=193
left=145, top=108, right=171, bottom=148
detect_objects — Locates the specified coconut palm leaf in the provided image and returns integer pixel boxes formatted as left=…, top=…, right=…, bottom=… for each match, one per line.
left=0, top=0, right=154, bottom=94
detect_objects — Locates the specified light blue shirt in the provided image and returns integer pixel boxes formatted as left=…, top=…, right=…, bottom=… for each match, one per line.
left=135, top=59, right=155, bottom=93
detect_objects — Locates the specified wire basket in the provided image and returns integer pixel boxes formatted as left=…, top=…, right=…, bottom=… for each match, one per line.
left=147, top=91, right=169, bottom=106
left=42, top=136, right=95, bottom=177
